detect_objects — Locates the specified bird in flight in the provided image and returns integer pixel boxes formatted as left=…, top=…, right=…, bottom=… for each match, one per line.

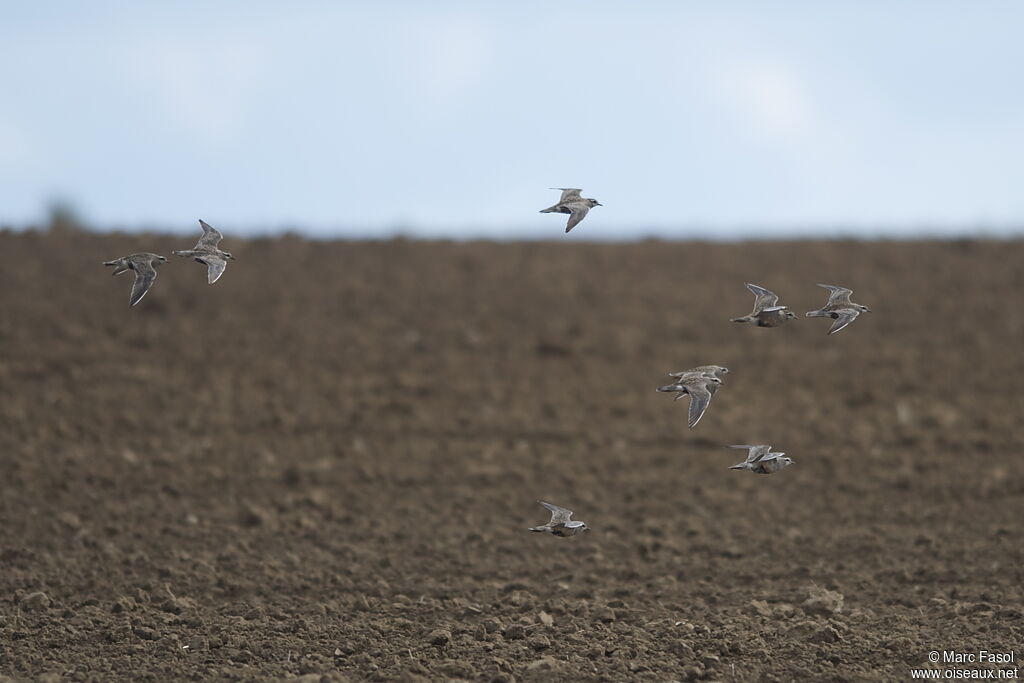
left=727, top=444, right=794, bottom=475
left=528, top=501, right=590, bottom=536
left=657, top=374, right=723, bottom=428
left=730, top=283, right=799, bottom=327
left=539, top=188, right=602, bottom=233
left=806, top=284, right=870, bottom=335
left=172, top=220, right=236, bottom=284
left=103, top=253, right=168, bottom=307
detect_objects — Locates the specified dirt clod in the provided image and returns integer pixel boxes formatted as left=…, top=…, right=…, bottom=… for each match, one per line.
left=20, top=592, right=51, bottom=612
left=503, top=623, right=526, bottom=641
left=802, top=586, right=844, bottom=616
left=427, top=628, right=452, bottom=648
left=526, top=656, right=559, bottom=671
left=527, top=634, right=550, bottom=651
left=132, top=626, right=159, bottom=641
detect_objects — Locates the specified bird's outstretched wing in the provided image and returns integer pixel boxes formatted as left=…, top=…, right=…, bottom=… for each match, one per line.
left=551, top=188, right=582, bottom=202
left=129, top=261, right=157, bottom=307
left=745, top=283, right=779, bottom=312
left=827, top=309, right=860, bottom=335
left=202, top=255, right=228, bottom=284
left=194, top=219, right=224, bottom=249
left=565, top=205, right=590, bottom=233
left=729, top=444, right=771, bottom=463
left=685, top=384, right=713, bottom=428
left=670, top=366, right=727, bottom=380
left=539, top=501, right=573, bottom=525
left=818, top=283, right=853, bottom=307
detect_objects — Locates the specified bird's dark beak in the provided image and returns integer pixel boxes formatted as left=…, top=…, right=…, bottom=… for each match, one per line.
left=596, top=202, right=603, bottom=206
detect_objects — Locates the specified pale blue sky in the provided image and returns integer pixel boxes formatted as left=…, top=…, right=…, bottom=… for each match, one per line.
left=2, top=2, right=1023, bottom=238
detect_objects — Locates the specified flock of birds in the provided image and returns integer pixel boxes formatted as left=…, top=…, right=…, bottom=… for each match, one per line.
left=102, top=220, right=234, bottom=306
left=530, top=280, right=871, bottom=536
left=102, top=190, right=872, bottom=539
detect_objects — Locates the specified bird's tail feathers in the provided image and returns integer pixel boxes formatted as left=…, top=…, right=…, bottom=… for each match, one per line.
left=730, top=316, right=753, bottom=323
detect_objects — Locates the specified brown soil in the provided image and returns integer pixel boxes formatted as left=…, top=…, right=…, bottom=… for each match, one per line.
left=1, top=231, right=1022, bottom=681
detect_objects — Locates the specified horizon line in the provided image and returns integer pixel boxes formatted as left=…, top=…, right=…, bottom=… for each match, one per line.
left=4, top=222, right=1024, bottom=244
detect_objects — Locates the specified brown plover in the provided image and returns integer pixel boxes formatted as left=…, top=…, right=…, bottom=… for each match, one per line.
left=657, top=374, right=722, bottom=428
left=806, top=284, right=870, bottom=335
left=102, top=253, right=168, bottom=307
left=730, top=283, right=799, bottom=327
left=539, top=188, right=602, bottom=233
left=528, top=501, right=590, bottom=536
left=172, top=219, right=236, bottom=284
left=727, top=444, right=793, bottom=474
